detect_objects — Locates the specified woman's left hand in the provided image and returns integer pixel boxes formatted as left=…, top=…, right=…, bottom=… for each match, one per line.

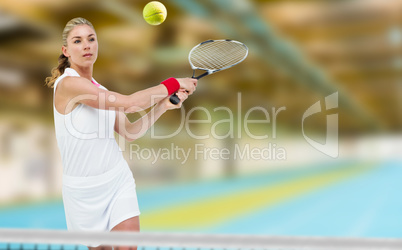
left=161, top=89, right=189, bottom=110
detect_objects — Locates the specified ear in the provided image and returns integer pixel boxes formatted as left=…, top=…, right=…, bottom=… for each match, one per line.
left=62, top=46, right=70, bottom=58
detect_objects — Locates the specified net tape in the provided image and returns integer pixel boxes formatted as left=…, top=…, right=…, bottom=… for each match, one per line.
left=1, top=229, right=402, bottom=249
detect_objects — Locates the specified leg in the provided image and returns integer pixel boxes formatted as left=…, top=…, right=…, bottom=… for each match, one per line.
left=86, top=216, right=139, bottom=250
left=111, top=216, right=140, bottom=250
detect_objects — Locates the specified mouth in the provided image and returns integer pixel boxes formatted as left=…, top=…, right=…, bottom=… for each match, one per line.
left=83, top=53, right=93, bottom=57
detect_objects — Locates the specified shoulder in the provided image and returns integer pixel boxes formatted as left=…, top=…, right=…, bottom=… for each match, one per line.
left=60, top=76, right=91, bottom=86
left=58, top=76, right=95, bottom=94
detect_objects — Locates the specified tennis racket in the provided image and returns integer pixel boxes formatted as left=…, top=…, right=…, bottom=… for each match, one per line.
left=170, top=39, right=249, bottom=104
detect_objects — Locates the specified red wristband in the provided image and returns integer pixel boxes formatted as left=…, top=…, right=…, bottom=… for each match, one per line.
left=161, top=77, right=180, bottom=95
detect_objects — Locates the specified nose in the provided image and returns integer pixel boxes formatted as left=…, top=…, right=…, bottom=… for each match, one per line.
left=83, top=40, right=90, bottom=50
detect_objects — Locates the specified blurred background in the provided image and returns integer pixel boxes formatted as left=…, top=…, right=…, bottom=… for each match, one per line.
left=0, top=0, right=401, bottom=239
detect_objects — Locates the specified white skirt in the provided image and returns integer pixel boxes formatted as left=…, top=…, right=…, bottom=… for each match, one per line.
left=62, top=160, right=140, bottom=232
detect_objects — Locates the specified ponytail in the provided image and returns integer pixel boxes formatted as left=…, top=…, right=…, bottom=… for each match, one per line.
left=45, top=54, right=70, bottom=88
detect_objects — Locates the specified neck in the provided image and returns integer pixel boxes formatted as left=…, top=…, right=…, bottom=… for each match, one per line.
left=70, top=64, right=93, bottom=81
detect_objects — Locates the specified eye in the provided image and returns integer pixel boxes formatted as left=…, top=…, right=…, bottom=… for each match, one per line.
left=74, top=40, right=81, bottom=44
left=89, top=37, right=95, bottom=42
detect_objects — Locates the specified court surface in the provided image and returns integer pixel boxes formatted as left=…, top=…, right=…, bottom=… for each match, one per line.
left=0, top=160, right=400, bottom=239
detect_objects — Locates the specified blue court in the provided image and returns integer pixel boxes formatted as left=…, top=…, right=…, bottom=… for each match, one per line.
left=0, top=160, right=400, bottom=239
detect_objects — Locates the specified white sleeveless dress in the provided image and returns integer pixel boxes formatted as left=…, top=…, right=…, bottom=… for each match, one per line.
left=53, top=68, right=140, bottom=233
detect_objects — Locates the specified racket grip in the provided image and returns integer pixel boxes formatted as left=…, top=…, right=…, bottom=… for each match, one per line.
left=169, top=94, right=181, bottom=104
left=169, top=75, right=198, bottom=104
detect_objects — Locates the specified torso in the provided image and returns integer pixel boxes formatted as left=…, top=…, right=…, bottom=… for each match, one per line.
left=53, top=68, right=124, bottom=177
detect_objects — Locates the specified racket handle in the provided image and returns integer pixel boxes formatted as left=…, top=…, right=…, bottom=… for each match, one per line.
left=169, top=94, right=181, bottom=104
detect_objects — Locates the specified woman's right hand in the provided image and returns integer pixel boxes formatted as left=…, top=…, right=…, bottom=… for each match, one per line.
left=176, top=78, right=197, bottom=95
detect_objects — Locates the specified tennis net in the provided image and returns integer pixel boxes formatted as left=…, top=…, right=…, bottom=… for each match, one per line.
left=0, top=228, right=402, bottom=250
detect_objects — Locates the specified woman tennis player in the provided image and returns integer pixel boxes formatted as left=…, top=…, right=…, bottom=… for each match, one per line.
left=45, top=17, right=197, bottom=250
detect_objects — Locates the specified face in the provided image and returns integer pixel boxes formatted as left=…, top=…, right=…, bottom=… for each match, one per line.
left=62, top=24, right=98, bottom=69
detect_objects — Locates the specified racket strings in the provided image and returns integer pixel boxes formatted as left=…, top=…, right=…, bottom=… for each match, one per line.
left=190, top=41, right=248, bottom=70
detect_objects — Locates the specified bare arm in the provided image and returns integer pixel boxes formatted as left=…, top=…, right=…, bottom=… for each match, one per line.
left=115, top=90, right=189, bottom=141
left=55, top=76, right=170, bottom=114
left=55, top=76, right=196, bottom=115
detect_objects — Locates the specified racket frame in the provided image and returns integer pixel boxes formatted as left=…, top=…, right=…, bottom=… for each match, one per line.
left=170, top=39, right=248, bottom=104
left=189, top=39, right=249, bottom=80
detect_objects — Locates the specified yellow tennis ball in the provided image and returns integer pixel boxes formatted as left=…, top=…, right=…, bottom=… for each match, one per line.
left=143, top=1, right=167, bottom=26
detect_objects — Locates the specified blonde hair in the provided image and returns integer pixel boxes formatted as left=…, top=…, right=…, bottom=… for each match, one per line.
left=45, top=17, right=95, bottom=88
